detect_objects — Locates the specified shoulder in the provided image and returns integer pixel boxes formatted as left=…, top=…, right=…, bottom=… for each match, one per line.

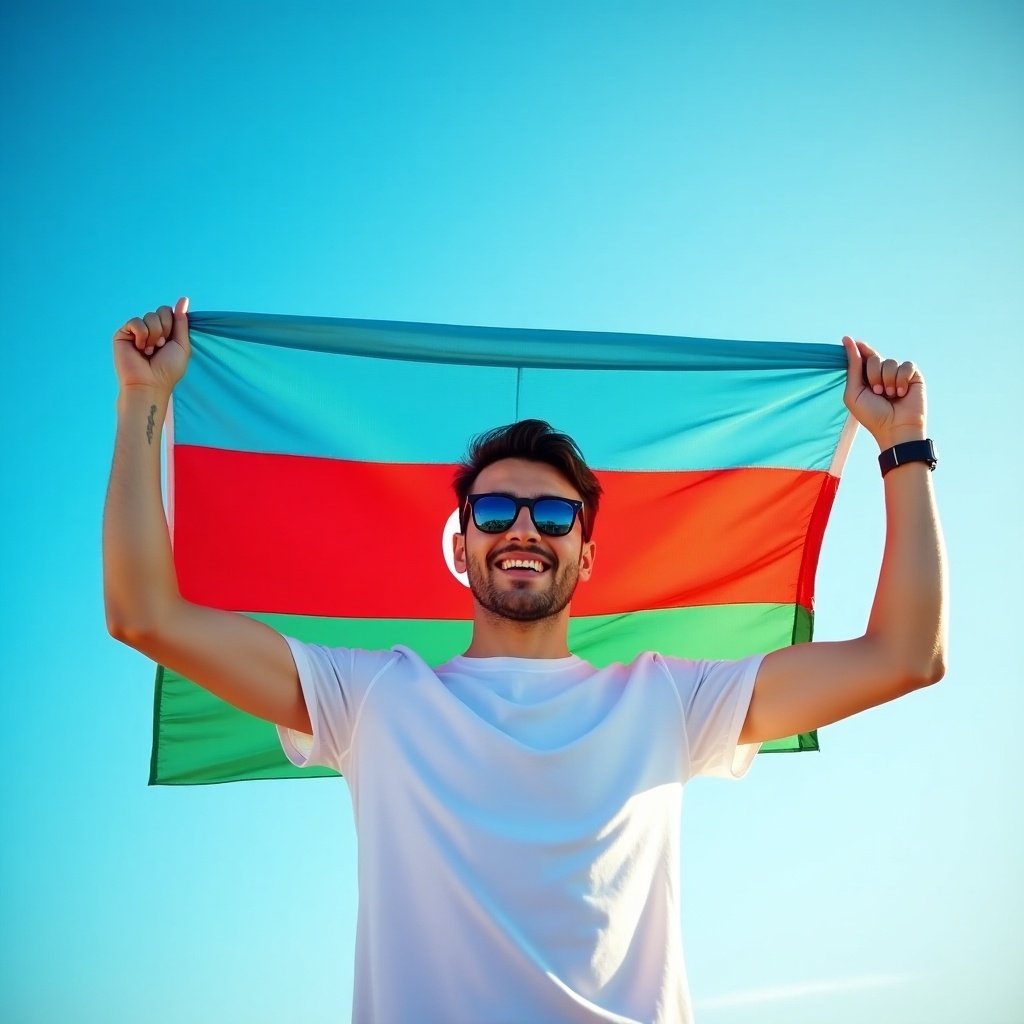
left=632, top=651, right=764, bottom=705
left=284, top=638, right=435, bottom=689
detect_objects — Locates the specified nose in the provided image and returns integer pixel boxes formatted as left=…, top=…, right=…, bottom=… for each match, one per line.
left=504, top=504, right=539, bottom=540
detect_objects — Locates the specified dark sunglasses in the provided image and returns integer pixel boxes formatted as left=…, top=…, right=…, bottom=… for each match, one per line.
left=463, top=493, right=584, bottom=537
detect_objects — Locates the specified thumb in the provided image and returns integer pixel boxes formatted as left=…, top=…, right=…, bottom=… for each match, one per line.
left=172, top=296, right=191, bottom=350
left=842, top=335, right=863, bottom=402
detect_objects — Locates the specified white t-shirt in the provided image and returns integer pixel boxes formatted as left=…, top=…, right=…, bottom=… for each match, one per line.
left=278, top=642, right=762, bottom=1024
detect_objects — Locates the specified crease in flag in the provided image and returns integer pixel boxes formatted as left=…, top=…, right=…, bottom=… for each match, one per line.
left=151, top=312, right=855, bottom=785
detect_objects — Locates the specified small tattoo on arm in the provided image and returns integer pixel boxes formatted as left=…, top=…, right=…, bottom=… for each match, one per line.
left=146, top=405, right=157, bottom=446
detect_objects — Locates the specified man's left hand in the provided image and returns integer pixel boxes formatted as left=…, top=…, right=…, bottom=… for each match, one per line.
left=842, top=336, right=927, bottom=449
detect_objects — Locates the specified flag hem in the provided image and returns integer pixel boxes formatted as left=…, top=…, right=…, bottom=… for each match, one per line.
left=189, top=312, right=849, bottom=372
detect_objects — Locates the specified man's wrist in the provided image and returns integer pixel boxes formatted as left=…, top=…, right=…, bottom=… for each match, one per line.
left=117, top=384, right=170, bottom=407
left=116, top=386, right=171, bottom=430
left=872, top=426, right=927, bottom=451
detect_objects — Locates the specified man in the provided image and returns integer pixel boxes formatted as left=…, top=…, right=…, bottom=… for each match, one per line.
left=105, top=297, right=947, bottom=1024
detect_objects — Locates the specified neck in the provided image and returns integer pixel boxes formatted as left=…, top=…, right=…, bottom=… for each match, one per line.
left=462, top=606, right=573, bottom=659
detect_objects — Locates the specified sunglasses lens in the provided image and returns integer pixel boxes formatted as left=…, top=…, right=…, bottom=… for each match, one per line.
left=532, top=498, right=576, bottom=536
left=472, top=495, right=517, bottom=533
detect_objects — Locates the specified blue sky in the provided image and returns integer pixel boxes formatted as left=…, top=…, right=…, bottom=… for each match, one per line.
left=1, top=2, right=1021, bottom=1021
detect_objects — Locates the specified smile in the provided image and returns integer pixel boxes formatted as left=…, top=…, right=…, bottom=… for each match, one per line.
left=497, top=558, right=547, bottom=573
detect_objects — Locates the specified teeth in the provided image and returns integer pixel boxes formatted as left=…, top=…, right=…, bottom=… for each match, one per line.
left=499, top=559, right=544, bottom=572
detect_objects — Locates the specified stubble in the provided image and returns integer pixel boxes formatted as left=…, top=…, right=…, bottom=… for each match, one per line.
left=466, top=552, right=580, bottom=623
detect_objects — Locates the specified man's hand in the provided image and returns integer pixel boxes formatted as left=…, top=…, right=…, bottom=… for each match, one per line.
left=842, top=335, right=927, bottom=449
left=113, top=297, right=191, bottom=393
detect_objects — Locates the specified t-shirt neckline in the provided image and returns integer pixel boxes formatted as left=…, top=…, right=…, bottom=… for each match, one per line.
left=445, top=654, right=584, bottom=673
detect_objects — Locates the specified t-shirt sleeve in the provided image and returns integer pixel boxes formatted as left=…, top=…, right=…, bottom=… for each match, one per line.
left=276, top=637, right=396, bottom=775
left=659, top=652, right=764, bottom=780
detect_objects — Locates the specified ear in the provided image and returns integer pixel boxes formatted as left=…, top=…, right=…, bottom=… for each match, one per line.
left=453, top=532, right=467, bottom=574
left=577, top=540, right=596, bottom=582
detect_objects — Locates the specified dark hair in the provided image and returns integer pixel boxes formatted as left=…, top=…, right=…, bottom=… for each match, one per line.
left=454, top=419, right=602, bottom=540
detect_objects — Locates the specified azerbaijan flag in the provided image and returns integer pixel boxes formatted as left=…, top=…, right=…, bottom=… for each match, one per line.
left=151, top=312, right=854, bottom=785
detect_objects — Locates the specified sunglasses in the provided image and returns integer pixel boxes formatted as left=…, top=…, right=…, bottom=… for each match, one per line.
left=464, top=493, right=585, bottom=537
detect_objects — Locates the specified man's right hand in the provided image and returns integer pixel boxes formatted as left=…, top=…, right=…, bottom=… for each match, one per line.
left=113, top=296, right=191, bottom=392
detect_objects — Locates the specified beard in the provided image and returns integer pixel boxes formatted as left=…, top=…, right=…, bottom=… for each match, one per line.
left=466, top=551, right=581, bottom=623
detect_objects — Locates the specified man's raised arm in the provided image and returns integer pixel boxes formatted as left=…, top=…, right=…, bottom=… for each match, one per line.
left=740, top=335, right=948, bottom=745
left=103, top=298, right=310, bottom=735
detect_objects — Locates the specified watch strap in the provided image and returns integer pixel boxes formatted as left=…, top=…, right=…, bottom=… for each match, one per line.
left=878, top=438, right=937, bottom=477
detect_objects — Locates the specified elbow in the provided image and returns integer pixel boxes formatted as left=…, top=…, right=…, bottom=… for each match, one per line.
left=925, top=651, right=947, bottom=686
left=106, top=613, right=153, bottom=651
left=921, top=634, right=948, bottom=687
left=105, top=599, right=130, bottom=643
left=902, top=651, right=946, bottom=692
left=105, top=595, right=135, bottom=645
left=104, top=597, right=164, bottom=653
left=872, top=630, right=947, bottom=694
left=104, top=574, right=181, bottom=651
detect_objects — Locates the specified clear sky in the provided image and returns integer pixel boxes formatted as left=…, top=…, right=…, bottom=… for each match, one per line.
left=1, top=2, right=1021, bottom=1022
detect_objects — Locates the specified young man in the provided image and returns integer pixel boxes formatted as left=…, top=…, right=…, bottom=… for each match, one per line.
left=105, top=298, right=947, bottom=1024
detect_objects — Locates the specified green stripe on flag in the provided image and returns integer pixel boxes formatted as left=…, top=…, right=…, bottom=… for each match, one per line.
left=150, top=603, right=817, bottom=786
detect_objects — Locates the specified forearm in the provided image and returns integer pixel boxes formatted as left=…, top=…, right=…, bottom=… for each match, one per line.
left=103, top=386, right=181, bottom=639
left=864, top=430, right=948, bottom=683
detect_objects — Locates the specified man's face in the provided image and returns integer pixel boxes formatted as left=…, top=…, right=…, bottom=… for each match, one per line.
left=453, top=458, right=595, bottom=623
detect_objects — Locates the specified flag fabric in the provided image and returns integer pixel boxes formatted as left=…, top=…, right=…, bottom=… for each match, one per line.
left=152, top=312, right=855, bottom=785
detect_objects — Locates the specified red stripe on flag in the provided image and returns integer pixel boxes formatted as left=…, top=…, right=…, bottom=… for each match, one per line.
left=172, top=445, right=835, bottom=619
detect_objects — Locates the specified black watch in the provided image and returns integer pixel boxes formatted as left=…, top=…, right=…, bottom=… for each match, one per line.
left=878, top=439, right=938, bottom=478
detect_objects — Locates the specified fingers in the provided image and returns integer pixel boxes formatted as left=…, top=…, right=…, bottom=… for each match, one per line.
left=868, top=356, right=899, bottom=396
left=894, top=360, right=918, bottom=397
left=114, top=300, right=189, bottom=357
left=141, top=309, right=172, bottom=356
left=843, top=336, right=919, bottom=399
left=882, top=359, right=902, bottom=396
left=114, top=316, right=147, bottom=348
left=867, top=354, right=913, bottom=398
